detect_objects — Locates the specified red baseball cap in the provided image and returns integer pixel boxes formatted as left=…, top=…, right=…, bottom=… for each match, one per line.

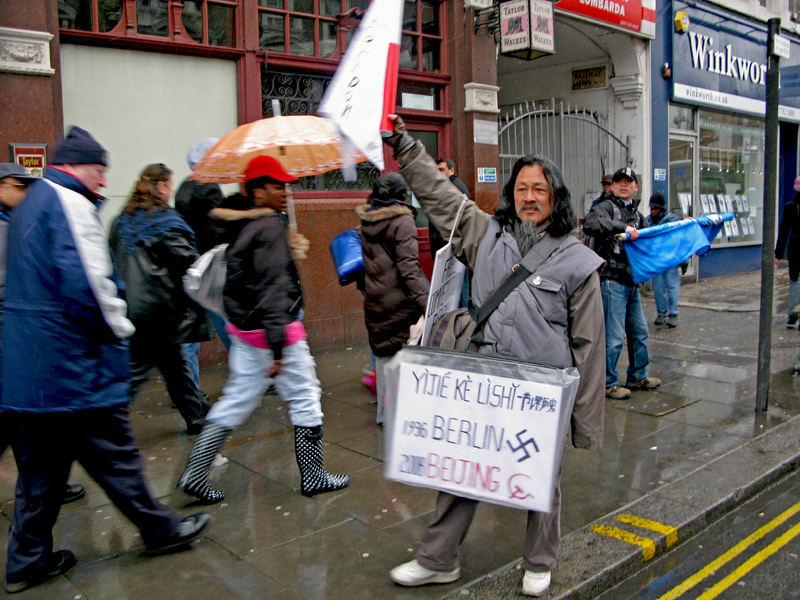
left=244, top=155, right=299, bottom=183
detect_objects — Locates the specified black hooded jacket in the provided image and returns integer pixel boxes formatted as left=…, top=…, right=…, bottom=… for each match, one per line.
left=583, top=195, right=646, bottom=286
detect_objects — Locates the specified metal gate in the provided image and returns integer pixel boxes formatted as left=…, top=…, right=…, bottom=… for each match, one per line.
left=498, top=99, right=630, bottom=218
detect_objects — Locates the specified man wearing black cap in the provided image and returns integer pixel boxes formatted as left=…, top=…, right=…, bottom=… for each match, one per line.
left=1, top=127, right=211, bottom=593
left=584, top=167, right=661, bottom=400
left=590, top=173, right=614, bottom=209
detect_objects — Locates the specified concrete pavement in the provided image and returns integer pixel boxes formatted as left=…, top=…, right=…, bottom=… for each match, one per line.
left=441, top=267, right=800, bottom=599
left=0, top=267, right=797, bottom=599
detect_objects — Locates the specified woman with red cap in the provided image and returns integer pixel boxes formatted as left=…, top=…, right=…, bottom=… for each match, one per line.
left=178, top=155, right=349, bottom=503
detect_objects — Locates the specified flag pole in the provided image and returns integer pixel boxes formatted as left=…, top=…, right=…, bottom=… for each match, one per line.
left=271, top=98, right=298, bottom=231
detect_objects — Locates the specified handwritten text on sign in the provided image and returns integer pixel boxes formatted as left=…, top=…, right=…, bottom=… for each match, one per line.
left=386, top=362, right=565, bottom=512
left=421, top=243, right=466, bottom=346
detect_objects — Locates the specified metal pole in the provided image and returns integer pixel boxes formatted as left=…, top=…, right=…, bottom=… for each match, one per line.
left=756, top=18, right=781, bottom=412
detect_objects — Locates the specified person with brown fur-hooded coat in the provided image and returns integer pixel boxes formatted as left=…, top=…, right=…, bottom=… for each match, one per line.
left=356, top=173, right=428, bottom=424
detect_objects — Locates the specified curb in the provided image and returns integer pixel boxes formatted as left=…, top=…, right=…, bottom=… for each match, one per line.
left=438, top=414, right=800, bottom=600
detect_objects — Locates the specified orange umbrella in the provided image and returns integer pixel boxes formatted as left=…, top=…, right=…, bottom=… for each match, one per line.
left=190, top=115, right=368, bottom=184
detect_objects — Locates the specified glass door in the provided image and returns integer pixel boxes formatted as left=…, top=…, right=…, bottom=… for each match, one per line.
left=668, top=133, right=697, bottom=279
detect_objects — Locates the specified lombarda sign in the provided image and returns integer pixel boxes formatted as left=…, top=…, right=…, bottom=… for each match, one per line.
left=554, top=0, right=655, bottom=39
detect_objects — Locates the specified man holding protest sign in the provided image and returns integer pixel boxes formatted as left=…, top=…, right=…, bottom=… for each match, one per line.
left=383, top=116, right=605, bottom=597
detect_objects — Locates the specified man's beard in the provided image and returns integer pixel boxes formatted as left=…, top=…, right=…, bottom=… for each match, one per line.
left=514, top=218, right=547, bottom=256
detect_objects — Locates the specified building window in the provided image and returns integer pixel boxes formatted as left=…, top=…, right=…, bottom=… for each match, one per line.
left=137, top=0, right=169, bottom=36
left=261, top=71, right=380, bottom=191
left=258, top=0, right=352, bottom=57
left=182, top=1, right=237, bottom=46
left=259, top=0, right=441, bottom=70
left=698, top=110, right=764, bottom=246
left=59, top=0, right=237, bottom=48
left=400, top=0, right=441, bottom=72
left=58, top=0, right=124, bottom=32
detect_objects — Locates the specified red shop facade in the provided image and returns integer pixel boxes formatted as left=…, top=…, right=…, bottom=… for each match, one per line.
left=0, top=0, right=501, bottom=356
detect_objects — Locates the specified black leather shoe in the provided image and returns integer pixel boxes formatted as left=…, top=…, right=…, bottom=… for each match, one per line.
left=145, top=513, right=212, bottom=555
left=5, top=549, right=76, bottom=593
left=62, top=483, right=85, bottom=504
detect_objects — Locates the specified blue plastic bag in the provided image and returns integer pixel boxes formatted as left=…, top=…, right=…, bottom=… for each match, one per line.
left=330, top=227, right=363, bottom=286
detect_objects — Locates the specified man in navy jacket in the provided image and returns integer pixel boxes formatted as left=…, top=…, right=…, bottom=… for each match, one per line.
left=0, top=127, right=211, bottom=593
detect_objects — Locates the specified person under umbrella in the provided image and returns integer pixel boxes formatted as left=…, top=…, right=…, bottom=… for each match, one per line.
left=178, top=155, right=348, bottom=503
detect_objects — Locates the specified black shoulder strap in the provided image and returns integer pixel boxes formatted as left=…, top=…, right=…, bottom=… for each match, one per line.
left=472, top=233, right=566, bottom=328
left=472, top=263, right=531, bottom=327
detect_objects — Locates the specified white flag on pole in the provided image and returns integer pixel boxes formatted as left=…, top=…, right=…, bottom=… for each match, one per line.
left=318, top=0, right=403, bottom=175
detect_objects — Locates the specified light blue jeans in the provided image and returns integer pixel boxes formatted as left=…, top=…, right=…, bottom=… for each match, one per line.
left=180, top=310, right=233, bottom=388
left=602, top=279, right=650, bottom=387
left=206, top=337, right=323, bottom=429
left=181, top=342, right=201, bottom=387
left=208, top=311, right=232, bottom=351
left=652, top=267, right=681, bottom=317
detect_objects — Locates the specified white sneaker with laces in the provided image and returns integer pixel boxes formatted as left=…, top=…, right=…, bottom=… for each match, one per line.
left=522, top=570, right=551, bottom=596
left=390, top=559, right=460, bottom=586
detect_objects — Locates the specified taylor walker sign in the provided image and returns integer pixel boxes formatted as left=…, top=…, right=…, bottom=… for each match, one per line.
left=383, top=347, right=580, bottom=512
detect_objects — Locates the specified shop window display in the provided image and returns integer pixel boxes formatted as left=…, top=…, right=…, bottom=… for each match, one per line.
left=698, top=110, right=764, bottom=246
left=668, top=105, right=764, bottom=247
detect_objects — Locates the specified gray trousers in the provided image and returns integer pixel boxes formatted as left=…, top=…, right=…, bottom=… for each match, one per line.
left=416, top=475, right=562, bottom=573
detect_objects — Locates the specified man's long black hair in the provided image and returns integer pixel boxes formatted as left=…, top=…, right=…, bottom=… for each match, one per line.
left=495, top=154, right=576, bottom=237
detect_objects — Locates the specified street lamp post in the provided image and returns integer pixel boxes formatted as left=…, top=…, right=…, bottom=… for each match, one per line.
left=756, top=17, right=783, bottom=412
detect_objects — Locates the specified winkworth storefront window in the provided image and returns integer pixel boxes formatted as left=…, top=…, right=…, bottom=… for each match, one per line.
left=698, top=110, right=764, bottom=246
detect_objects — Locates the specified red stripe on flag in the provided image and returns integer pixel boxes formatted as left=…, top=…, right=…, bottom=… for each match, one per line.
left=381, top=42, right=400, bottom=133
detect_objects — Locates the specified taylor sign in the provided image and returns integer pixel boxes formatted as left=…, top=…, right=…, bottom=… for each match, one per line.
left=384, top=347, right=580, bottom=512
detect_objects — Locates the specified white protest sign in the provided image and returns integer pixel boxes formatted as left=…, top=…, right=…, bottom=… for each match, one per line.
left=421, top=244, right=466, bottom=346
left=384, top=348, right=579, bottom=512
left=421, top=196, right=469, bottom=346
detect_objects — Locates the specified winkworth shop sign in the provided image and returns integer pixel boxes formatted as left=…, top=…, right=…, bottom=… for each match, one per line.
left=672, top=1, right=800, bottom=121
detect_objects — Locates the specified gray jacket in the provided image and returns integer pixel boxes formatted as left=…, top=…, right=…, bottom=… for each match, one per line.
left=399, top=141, right=606, bottom=450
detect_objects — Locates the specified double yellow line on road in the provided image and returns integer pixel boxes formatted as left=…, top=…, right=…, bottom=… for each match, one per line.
left=657, top=499, right=800, bottom=600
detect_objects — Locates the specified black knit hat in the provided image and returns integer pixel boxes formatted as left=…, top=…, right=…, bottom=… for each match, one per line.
left=649, top=192, right=667, bottom=209
left=370, top=172, right=410, bottom=207
left=51, top=126, right=109, bottom=167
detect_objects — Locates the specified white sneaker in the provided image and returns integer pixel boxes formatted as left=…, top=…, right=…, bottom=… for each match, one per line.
left=390, top=559, right=460, bottom=586
left=522, top=570, right=551, bottom=597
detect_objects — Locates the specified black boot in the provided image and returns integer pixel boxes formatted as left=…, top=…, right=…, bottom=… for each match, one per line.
left=294, top=425, right=350, bottom=497
left=178, top=423, right=231, bottom=504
